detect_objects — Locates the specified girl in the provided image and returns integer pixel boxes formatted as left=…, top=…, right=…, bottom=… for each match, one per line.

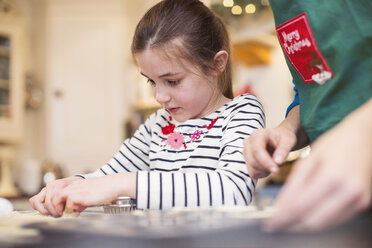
left=30, top=0, right=265, bottom=217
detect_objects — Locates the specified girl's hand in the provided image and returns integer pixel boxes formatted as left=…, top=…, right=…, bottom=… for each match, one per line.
left=52, top=173, right=136, bottom=216
left=53, top=176, right=119, bottom=215
left=29, top=176, right=82, bottom=217
left=264, top=101, right=372, bottom=232
left=244, top=126, right=297, bottom=179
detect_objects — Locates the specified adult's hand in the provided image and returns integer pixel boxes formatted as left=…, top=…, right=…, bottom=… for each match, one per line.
left=265, top=99, right=372, bottom=232
left=29, top=176, right=83, bottom=217
left=244, top=126, right=297, bottom=178
left=244, top=106, right=306, bottom=179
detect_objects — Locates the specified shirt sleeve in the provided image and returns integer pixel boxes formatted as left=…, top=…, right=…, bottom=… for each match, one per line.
left=78, top=114, right=153, bottom=179
left=136, top=95, right=265, bottom=210
left=286, top=80, right=300, bottom=117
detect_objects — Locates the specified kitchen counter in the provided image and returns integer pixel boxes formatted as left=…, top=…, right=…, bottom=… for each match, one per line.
left=1, top=203, right=372, bottom=248
left=9, top=197, right=34, bottom=211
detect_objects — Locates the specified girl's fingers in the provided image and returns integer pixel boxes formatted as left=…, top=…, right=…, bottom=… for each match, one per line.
left=29, top=177, right=84, bottom=217
left=44, top=186, right=60, bottom=217
left=65, top=193, right=86, bottom=213
left=29, top=187, right=45, bottom=209
left=33, top=199, right=49, bottom=215
left=52, top=191, right=68, bottom=216
left=29, top=188, right=49, bottom=215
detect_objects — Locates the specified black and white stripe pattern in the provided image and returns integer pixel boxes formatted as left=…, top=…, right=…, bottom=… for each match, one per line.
left=80, top=94, right=265, bottom=210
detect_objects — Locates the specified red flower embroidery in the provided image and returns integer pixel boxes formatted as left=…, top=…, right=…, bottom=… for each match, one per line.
left=162, top=123, right=175, bottom=135
left=161, top=115, right=219, bottom=150
left=202, top=117, right=219, bottom=129
left=166, top=132, right=184, bottom=149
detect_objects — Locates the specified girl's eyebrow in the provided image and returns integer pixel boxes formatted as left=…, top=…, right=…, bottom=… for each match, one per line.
left=140, top=72, right=149, bottom=78
left=140, top=71, right=181, bottom=79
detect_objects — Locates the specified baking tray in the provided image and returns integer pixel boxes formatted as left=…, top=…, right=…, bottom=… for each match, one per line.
left=23, top=206, right=268, bottom=239
left=21, top=207, right=372, bottom=248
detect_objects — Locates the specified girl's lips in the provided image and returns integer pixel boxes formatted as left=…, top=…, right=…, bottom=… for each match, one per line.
left=168, top=107, right=180, bottom=113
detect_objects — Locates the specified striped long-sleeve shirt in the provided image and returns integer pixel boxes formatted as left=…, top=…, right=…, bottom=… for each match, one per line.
left=80, top=94, right=265, bottom=210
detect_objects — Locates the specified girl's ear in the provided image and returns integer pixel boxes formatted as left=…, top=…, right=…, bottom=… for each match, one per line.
left=213, top=50, right=229, bottom=73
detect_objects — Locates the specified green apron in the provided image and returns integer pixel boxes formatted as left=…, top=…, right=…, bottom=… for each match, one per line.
left=269, top=0, right=372, bottom=142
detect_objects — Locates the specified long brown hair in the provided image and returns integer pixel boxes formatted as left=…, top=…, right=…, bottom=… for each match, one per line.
left=131, top=0, right=233, bottom=99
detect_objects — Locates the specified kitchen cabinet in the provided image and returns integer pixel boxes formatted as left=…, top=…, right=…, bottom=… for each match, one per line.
left=0, top=8, right=25, bottom=197
left=0, top=36, right=10, bottom=116
left=0, top=15, right=24, bottom=143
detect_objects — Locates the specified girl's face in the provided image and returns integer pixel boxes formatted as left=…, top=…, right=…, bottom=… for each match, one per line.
left=135, top=48, right=227, bottom=122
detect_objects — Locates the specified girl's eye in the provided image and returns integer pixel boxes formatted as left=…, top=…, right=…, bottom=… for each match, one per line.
left=167, top=80, right=179, bottom=86
left=147, top=79, right=155, bottom=86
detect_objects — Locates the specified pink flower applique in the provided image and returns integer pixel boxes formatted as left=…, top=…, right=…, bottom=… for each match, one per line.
left=166, top=132, right=185, bottom=149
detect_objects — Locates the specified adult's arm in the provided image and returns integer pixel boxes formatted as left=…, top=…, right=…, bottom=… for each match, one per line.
left=265, top=98, right=372, bottom=232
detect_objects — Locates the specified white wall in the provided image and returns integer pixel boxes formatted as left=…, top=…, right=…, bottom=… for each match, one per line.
left=234, top=46, right=293, bottom=128
left=15, top=0, right=158, bottom=181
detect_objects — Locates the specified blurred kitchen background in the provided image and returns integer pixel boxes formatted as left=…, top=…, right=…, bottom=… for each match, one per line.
left=0, top=0, right=293, bottom=200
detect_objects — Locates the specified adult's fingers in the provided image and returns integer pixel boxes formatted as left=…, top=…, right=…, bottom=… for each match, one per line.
left=248, top=130, right=279, bottom=173
left=291, top=190, right=359, bottom=231
left=264, top=157, right=320, bottom=231
left=248, top=160, right=272, bottom=178
left=272, top=131, right=296, bottom=165
left=245, top=140, right=271, bottom=178
left=243, top=135, right=260, bottom=168
left=291, top=172, right=371, bottom=232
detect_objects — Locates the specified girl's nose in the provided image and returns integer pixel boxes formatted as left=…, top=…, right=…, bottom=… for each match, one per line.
left=153, top=85, right=171, bottom=104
